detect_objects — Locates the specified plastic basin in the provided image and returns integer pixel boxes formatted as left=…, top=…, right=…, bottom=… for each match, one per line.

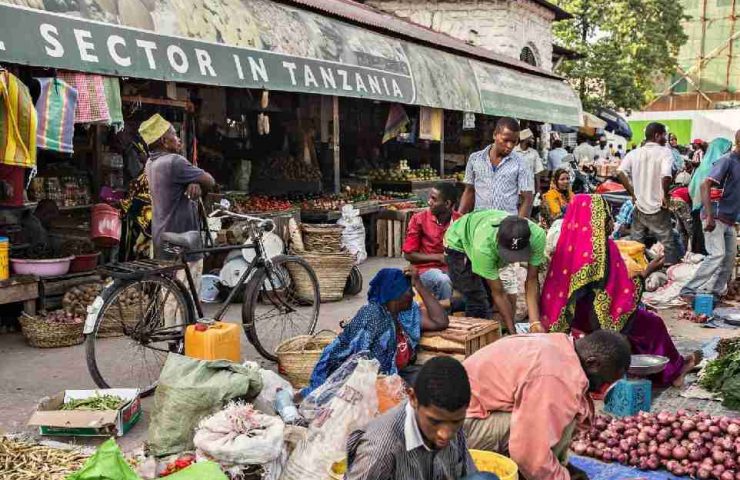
left=469, top=450, right=519, bottom=480
left=11, top=256, right=74, bottom=277
left=69, top=252, right=101, bottom=273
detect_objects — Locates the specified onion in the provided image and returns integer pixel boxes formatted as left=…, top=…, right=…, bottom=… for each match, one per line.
left=698, top=422, right=709, bottom=433
left=689, top=431, right=702, bottom=440
left=617, top=453, right=627, bottom=464
left=711, top=425, right=722, bottom=435
left=673, top=446, right=689, bottom=460
left=729, top=424, right=740, bottom=436
left=672, top=428, right=684, bottom=440
left=714, top=450, right=728, bottom=464
left=721, top=471, right=735, bottom=480
left=648, top=444, right=658, bottom=455
left=658, top=446, right=673, bottom=459
left=672, top=421, right=682, bottom=430
left=682, top=420, right=697, bottom=432
left=572, top=441, right=587, bottom=455
left=646, top=457, right=659, bottom=470
left=690, top=448, right=705, bottom=461
left=697, top=467, right=712, bottom=479
left=637, top=432, right=649, bottom=443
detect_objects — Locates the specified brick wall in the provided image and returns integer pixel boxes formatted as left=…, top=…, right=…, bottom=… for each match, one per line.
left=366, top=0, right=555, bottom=71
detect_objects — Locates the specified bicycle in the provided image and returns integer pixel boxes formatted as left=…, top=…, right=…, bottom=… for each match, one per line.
left=83, top=209, right=320, bottom=396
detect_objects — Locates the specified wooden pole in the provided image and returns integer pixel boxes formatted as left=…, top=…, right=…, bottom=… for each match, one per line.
left=333, top=96, right=340, bottom=194
left=439, top=110, right=445, bottom=176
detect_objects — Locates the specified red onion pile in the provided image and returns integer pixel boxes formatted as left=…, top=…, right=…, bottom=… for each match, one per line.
left=571, top=410, right=740, bottom=479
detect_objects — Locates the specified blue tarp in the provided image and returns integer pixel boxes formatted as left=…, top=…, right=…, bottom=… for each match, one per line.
left=570, top=455, right=685, bottom=479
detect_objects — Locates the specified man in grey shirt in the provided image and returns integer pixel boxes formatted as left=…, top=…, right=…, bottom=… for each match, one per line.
left=140, top=114, right=215, bottom=259
left=346, top=357, right=492, bottom=480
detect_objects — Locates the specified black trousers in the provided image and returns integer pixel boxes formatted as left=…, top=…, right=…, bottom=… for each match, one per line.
left=445, top=249, right=492, bottom=319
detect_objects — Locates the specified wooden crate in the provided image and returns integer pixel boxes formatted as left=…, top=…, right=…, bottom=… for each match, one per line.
left=419, top=317, right=502, bottom=357
left=375, top=207, right=425, bottom=258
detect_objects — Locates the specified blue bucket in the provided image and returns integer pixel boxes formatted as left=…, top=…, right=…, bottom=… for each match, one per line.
left=694, top=294, right=714, bottom=316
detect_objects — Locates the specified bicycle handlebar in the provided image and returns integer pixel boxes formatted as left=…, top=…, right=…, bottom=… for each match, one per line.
left=211, top=209, right=275, bottom=232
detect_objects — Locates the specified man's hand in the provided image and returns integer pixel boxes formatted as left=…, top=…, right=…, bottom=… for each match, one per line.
left=186, top=183, right=202, bottom=200
left=405, top=265, right=421, bottom=286
left=704, top=215, right=717, bottom=232
left=662, top=196, right=671, bottom=210
left=529, top=321, right=545, bottom=333
left=643, top=255, right=665, bottom=279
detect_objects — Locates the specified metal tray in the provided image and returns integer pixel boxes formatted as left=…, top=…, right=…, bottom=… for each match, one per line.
left=629, top=354, right=669, bottom=376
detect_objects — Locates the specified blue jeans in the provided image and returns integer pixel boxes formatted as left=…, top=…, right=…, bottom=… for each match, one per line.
left=462, top=474, right=500, bottom=480
left=420, top=268, right=453, bottom=300
left=681, top=220, right=737, bottom=298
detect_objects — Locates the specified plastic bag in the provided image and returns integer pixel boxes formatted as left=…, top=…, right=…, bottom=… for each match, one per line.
left=280, top=358, right=379, bottom=480
left=299, top=352, right=371, bottom=421
left=194, top=401, right=285, bottom=467
left=337, top=205, right=367, bottom=264
left=646, top=272, right=669, bottom=292
left=67, top=438, right=139, bottom=480
left=251, top=366, right=295, bottom=416
left=147, top=354, right=263, bottom=457
left=376, top=374, right=408, bottom=413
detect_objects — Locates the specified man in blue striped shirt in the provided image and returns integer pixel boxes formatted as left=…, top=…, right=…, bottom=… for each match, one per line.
left=459, top=117, right=535, bottom=217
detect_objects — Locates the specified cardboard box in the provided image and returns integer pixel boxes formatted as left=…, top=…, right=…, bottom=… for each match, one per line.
left=28, top=388, right=141, bottom=437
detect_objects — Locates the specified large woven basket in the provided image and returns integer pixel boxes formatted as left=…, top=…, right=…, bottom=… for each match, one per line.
left=276, top=330, right=337, bottom=388
left=19, top=313, right=84, bottom=348
left=97, top=305, right=141, bottom=337
left=301, top=224, right=344, bottom=254
left=287, top=252, right=354, bottom=302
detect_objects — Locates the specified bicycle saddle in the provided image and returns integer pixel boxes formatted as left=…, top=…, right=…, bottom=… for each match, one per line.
left=161, top=231, right=202, bottom=251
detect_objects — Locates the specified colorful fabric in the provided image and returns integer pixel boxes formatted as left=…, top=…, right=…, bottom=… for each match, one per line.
left=0, top=70, right=37, bottom=167
left=103, top=77, right=124, bottom=132
left=120, top=172, right=152, bottom=260
left=541, top=170, right=573, bottom=226
left=34, top=78, right=77, bottom=153
left=445, top=210, right=546, bottom=281
left=402, top=209, right=461, bottom=273
left=541, top=194, right=642, bottom=332
left=139, top=114, right=172, bottom=146
left=689, top=137, right=732, bottom=211
left=58, top=72, right=110, bottom=124
left=301, top=300, right=421, bottom=397
left=382, top=104, right=410, bottom=143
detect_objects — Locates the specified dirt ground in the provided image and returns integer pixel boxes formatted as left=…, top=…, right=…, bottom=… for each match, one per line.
left=0, top=256, right=737, bottom=452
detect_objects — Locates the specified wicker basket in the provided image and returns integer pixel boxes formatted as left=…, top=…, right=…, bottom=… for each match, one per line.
left=301, top=224, right=344, bottom=254
left=287, top=252, right=354, bottom=302
left=97, top=305, right=142, bottom=337
left=19, top=313, right=84, bottom=348
left=276, top=330, right=337, bottom=388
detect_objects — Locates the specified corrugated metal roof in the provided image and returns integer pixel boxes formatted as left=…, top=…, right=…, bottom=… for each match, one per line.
left=278, top=0, right=564, bottom=80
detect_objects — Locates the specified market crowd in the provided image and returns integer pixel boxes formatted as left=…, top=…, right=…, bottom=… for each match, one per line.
left=136, top=113, right=737, bottom=480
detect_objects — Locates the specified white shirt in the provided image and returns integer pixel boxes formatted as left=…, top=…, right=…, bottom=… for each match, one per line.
left=573, top=142, right=595, bottom=164
left=404, top=402, right=431, bottom=452
left=514, top=146, right=546, bottom=176
left=617, top=142, right=674, bottom=215
left=594, top=145, right=610, bottom=160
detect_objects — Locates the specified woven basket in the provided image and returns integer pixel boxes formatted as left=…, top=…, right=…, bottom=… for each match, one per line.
left=97, top=305, right=141, bottom=337
left=301, top=224, right=344, bottom=254
left=276, top=330, right=337, bottom=388
left=287, top=252, right=354, bottom=302
left=19, top=313, right=84, bottom=348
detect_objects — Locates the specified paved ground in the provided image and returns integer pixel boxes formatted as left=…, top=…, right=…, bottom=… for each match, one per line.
left=0, top=256, right=737, bottom=452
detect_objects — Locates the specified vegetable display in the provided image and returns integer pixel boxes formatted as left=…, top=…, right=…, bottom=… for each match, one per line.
left=43, top=310, right=84, bottom=325
left=60, top=394, right=126, bottom=411
left=368, top=167, right=440, bottom=182
left=700, top=351, right=740, bottom=410
left=0, top=436, right=87, bottom=480
left=63, top=284, right=103, bottom=317
left=571, top=410, right=740, bottom=478
left=230, top=195, right=294, bottom=213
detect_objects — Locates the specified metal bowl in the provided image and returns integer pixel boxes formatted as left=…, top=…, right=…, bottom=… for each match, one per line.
left=629, top=354, right=670, bottom=376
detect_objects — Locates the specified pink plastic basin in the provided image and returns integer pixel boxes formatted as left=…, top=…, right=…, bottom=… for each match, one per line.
left=10, top=256, right=74, bottom=277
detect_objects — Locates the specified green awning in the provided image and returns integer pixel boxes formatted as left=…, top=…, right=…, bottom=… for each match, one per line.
left=0, top=1, right=582, bottom=125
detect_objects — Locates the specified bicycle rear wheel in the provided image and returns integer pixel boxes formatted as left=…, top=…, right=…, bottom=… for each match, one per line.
left=242, top=255, right=319, bottom=361
left=85, top=276, right=193, bottom=396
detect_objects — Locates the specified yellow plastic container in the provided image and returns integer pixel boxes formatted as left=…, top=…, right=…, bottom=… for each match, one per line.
left=469, top=450, right=519, bottom=480
left=185, top=321, right=241, bottom=362
left=0, top=236, right=8, bottom=281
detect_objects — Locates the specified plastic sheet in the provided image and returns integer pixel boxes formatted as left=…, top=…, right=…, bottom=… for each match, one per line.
left=570, top=455, right=684, bottom=480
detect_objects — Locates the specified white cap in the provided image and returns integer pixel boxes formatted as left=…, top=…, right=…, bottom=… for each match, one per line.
left=520, top=128, right=533, bottom=141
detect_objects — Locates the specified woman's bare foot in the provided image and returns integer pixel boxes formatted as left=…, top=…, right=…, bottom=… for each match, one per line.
left=673, top=350, right=703, bottom=388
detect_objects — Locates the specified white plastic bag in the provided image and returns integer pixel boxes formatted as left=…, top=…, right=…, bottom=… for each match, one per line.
left=194, top=402, right=285, bottom=468
left=337, top=205, right=367, bottom=264
left=254, top=368, right=294, bottom=416
left=280, top=358, right=379, bottom=480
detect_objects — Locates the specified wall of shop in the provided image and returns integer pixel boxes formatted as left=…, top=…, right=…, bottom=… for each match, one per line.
left=365, top=0, right=555, bottom=71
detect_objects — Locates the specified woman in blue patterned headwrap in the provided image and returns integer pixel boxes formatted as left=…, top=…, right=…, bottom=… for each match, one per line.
left=300, top=268, right=449, bottom=397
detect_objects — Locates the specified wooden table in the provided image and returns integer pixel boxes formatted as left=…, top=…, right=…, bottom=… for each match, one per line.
left=0, top=275, right=39, bottom=315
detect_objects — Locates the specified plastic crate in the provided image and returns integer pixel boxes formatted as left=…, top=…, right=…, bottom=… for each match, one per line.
left=604, top=379, right=652, bottom=417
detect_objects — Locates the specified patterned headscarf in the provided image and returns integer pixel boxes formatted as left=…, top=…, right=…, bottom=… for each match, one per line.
left=368, top=268, right=412, bottom=305
left=541, top=194, right=642, bottom=332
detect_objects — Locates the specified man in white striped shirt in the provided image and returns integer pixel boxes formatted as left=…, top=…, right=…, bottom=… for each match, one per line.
left=459, top=117, right=535, bottom=217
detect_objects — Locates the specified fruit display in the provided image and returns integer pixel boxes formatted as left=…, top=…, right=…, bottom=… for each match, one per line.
left=229, top=195, right=294, bottom=213
left=254, top=152, right=321, bottom=181
left=572, top=410, right=740, bottom=478
left=368, top=166, right=440, bottom=182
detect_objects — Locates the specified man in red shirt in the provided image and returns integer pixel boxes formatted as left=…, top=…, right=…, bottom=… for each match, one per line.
left=403, top=183, right=461, bottom=301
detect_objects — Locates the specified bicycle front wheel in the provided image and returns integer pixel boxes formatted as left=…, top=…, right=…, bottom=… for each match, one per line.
left=85, top=276, right=193, bottom=396
left=242, top=255, right=320, bottom=361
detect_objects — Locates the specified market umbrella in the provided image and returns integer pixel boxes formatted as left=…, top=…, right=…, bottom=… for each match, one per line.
left=551, top=124, right=578, bottom=134
left=595, top=107, right=633, bottom=140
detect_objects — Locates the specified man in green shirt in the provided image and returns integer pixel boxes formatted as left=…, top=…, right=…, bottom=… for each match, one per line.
left=445, top=211, right=546, bottom=333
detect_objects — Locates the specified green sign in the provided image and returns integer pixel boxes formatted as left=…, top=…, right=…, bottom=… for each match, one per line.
left=628, top=119, right=693, bottom=146
left=0, top=4, right=414, bottom=103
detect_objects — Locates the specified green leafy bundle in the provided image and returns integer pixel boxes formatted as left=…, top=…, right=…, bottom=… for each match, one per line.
left=699, top=350, right=740, bottom=409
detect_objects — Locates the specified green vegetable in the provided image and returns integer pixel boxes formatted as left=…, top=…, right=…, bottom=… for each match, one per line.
left=61, top=394, right=126, bottom=411
left=699, top=350, right=740, bottom=409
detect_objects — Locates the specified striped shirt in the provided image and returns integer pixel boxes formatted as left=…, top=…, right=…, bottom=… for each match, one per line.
left=346, top=403, right=476, bottom=480
left=463, top=144, right=534, bottom=214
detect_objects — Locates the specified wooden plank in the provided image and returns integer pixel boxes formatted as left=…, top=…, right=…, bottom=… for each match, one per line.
left=393, top=220, right=402, bottom=258
left=332, top=96, right=340, bottom=194
left=40, top=273, right=100, bottom=297
left=0, top=280, right=39, bottom=304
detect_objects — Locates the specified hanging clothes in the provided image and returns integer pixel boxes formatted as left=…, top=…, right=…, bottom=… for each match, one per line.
left=0, top=70, right=37, bottom=167
left=58, top=72, right=111, bottom=124
left=103, top=77, right=124, bottom=132
left=382, top=104, right=409, bottom=143
left=35, top=77, right=78, bottom=154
